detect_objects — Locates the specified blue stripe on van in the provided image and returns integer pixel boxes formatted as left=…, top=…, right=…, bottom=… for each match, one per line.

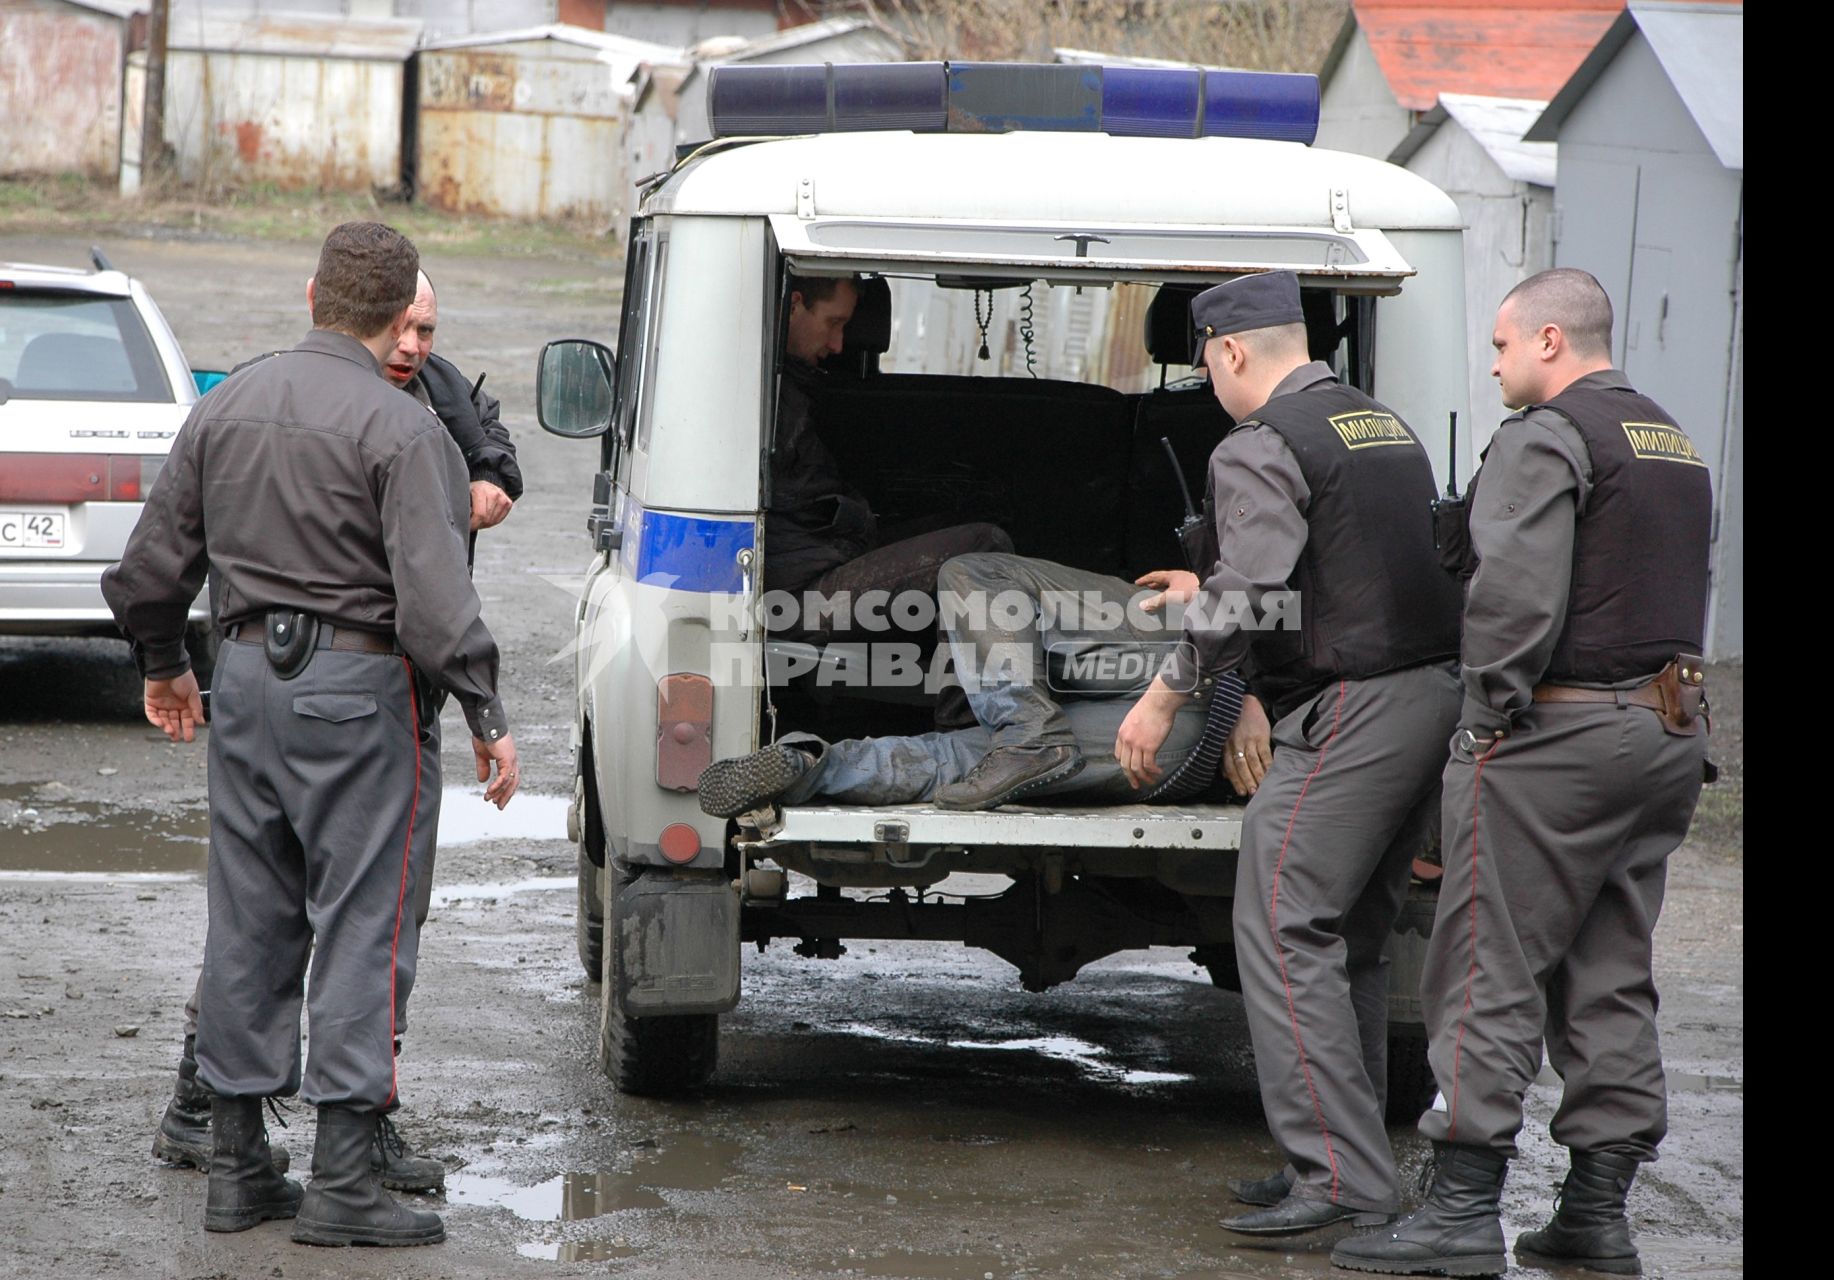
left=622, top=502, right=755, bottom=593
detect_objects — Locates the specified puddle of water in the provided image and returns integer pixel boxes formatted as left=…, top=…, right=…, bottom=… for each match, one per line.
left=447, top=1138, right=745, bottom=1222
left=429, top=876, right=573, bottom=908
left=1632, top=1236, right=1743, bottom=1277
left=1535, top=1063, right=1740, bottom=1095
left=436, top=790, right=569, bottom=846
left=0, top=785, right=208, bottom=875
left=446, top=1171, right=667, bottom=1221
left=517, top=1239, right=637, bottom=1262
left=0, top=783, right=567, bottom=878
left=839, top=1024, right=1194, bottom=1087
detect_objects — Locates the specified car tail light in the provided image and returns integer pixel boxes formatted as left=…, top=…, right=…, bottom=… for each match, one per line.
left=657, top=823, right=702, bottom=864
left=0, top=454, right=164, bottom=503
left=656, top=673, right=713, bottom=792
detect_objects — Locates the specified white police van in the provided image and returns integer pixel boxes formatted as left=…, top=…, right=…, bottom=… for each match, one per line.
left=538, top=62, right=1470, bottom=1111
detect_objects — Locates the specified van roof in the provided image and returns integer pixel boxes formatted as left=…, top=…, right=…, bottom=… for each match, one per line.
left=647, top=131, right=1462, bottom=231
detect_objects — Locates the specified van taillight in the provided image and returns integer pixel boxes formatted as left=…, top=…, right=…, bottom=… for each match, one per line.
left=0, top=454, right=162, bottom=503
left=656, top=674, right=713, bottom=792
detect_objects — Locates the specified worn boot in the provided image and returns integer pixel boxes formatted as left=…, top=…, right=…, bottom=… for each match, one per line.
left=153, top=1034, right=290, bottom=1174
left=372, top=1113, right=447, bottom=1194
left=1514, top=1151, right=1643, bottom=1275
left=203, top=1095, right=303, bottom=1232
left=933, top=745, right=1084, bottom=810
left=1330, top=1144, right=1508, bottom=1276
left=1230, top=1166, right=1297, bottom=1207
left=292, top=1106, right=444, bottom=1247
left=698, top=742, right=820, bottom=818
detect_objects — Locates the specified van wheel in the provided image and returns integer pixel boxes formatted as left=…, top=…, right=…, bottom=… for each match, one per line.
left=1385, top=1031, right=1437, bottom=1125
left=599, top=865, right=720, bottom=1095
left=184, top=624, right=220, bottom=688
left=575, top=769, right=606, bottom=980
left=577, top=845, right=604, bottom=981
left=601, top=1006, right=720, bottom=1097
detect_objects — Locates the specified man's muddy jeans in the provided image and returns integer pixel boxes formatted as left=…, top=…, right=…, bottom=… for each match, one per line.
left=938, top=553, right=1194, bottom=751
left=778, top=696, right=1209, bottom=806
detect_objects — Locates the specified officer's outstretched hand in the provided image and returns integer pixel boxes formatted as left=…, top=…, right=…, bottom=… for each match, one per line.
left=474, top=732, right=520, bottom=809
left=1221, top=693, right=1273, bottom=796
left=1135, top=568, right=1201, bottom=614
left=145, top=670, right=206, bottom=744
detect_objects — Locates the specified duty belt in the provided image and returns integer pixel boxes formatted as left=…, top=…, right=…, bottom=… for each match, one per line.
left=228, top=616, right=402, bottom=655
left=1532, top=657, right=1706, bottom=736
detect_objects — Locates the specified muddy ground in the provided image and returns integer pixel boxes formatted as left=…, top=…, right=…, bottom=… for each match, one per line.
left=0, top=227, right=1742, bottom=1280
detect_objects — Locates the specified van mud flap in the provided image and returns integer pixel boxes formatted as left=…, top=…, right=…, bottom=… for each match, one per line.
left=615, top=873, right=741, bottom=1018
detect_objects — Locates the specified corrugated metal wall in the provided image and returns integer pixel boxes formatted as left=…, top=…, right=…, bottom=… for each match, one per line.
left=157, top=48, right=405, bottom=190
left=0, top=0, right=125, bottom=178
left=417, top=41, right=629, bottom=219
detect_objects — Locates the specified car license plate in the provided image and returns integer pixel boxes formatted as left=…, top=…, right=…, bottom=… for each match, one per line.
left=0, top=509, right=66, bottom=549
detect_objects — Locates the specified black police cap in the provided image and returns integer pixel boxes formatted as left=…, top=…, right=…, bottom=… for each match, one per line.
left=1190, top=270, right=1305, bottom=368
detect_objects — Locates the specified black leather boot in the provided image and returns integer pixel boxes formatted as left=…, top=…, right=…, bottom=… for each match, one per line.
left=292, top=1106, right=444, bottom=1247
left=1230, top=1166, right=1296, bottom=1207
left=698, top=742, right=820, bottom=818
left=1514, top=1151, right=1643, bottom=1275
left=933, top=745, right=1084, bottom=810
left=371, top=1113, right=447, bottom=1194
left=154, top=1035, right=290, bottom=1174
left=203, top=1095, right=303, bottom=1232
left=1330, top=1144, right=1508, bottom=1276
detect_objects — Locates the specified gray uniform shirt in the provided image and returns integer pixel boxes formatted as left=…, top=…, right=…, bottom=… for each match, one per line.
left=1457, top=369, right=1626, bottom=737
left=101, top=329, right=509, bottom=741
left=1161, top=361, right=1328, bottom=694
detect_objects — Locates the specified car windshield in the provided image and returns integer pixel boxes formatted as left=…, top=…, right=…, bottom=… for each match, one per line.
left=0, top=291, right=170, bottom=403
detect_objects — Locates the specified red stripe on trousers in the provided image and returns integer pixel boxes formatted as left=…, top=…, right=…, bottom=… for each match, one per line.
left=1447, top=737, right=1502, bottom=1140
left=1267, top=680, right=1347, bottom=1202
left=385, top=658, right=422, bottom=1109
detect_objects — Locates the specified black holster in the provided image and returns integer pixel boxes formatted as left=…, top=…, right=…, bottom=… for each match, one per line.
left=263, top=609, right=318, bottom=680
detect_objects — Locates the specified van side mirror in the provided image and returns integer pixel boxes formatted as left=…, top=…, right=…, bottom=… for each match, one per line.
left=537, top=339, right=617, bottom=438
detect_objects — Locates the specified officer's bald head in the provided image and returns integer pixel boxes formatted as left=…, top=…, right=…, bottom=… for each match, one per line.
left=1500, top=269, right=1613, bottom=360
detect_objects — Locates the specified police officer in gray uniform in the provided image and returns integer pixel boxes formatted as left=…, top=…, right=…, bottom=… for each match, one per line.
left=1114, top=271, right=1463, bottom=1236
left=1333, top=269, right=1711, bottom=1277
left=102, top=222, right=519, bottom=1248
left=151, top=267, right=519, bottom=1195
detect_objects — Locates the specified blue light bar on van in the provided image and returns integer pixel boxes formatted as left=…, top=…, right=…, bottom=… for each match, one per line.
left=706, top=62, right=1319, bottom=145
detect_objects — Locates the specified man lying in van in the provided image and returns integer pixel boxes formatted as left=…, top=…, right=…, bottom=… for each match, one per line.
left=698, top=550, right=1257, bottom=815
left=766, top=273, right=1014, bottom=616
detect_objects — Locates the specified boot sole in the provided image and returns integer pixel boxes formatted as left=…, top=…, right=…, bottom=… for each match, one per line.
left=379, top=1173, right=445, bottom=1194
left=1515, top=1245, right=1641, bottom=1275
left=152, top=1132, right=209, bottom=1170
left=1330, top=1253, right=1506, bottom=1276
left=291, top=1222, right=446, bottom=1247
left=933, top=754, right=1086, bottom=811
left=204, top=1200, right=300, bottom=1233
left=698, top=747, right=806, bottom=819
left=1224, top=1208, right=1392, bottom=1236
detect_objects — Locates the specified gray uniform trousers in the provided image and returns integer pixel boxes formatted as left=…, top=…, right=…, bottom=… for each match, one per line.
left=1232, top=662, right=1461, bottom=1213
left=184, top=702, right=441, bottom=1041
left=1418, top=702, right=1705, bottom=1161
left=780, top=696, right=1209, bottom=807
left=193, top=638, right=431, bottom=1110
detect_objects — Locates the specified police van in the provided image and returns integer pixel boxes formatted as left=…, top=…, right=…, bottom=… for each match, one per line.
left=538, top=62, right=1470, bottom=1114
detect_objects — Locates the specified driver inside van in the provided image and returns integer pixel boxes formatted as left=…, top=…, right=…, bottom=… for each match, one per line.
left=766, top=273, right=1015, bottom=615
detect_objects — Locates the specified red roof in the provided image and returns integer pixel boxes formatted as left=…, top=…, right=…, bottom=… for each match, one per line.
left=1346, top=0, right=1625, bottom=111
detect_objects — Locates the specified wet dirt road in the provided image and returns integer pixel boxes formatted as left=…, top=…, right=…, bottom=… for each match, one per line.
left=0, top=230, right=1743, bottom=1279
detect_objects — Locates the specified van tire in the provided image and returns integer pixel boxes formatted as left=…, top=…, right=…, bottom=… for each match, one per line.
left=602, top=1008, right=720, bottom=1097
left=577, top=845, right=604, bottom=982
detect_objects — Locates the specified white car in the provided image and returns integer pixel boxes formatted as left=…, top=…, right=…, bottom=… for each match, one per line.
left=0, top=251, right=215, bottom=675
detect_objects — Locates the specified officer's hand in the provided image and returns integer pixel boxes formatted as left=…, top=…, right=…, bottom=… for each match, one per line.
left=1114, top=678, right=1186, bottom=789
left=474, top=733, right=519, bottom=809
left=145, top=670, right=206, bottom=744
left=1221, top=694, right=1273, bottom=796
left=470, top=481, right=514, bottom=531
left=1135, top=568, right=1200, bottom=614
